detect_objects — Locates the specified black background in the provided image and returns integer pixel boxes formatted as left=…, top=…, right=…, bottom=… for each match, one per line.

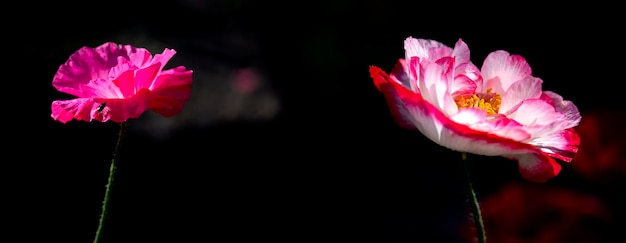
left=10, top=1, right=625, bottom=242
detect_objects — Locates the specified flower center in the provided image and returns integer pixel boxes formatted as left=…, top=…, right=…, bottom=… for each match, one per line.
left=454, top=88, right=502, bottom=115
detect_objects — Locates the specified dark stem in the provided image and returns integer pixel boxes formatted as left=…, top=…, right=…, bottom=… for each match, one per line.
left=93, top=122, right=126, bottom=243
left=462, top=152, right=486, bottom=243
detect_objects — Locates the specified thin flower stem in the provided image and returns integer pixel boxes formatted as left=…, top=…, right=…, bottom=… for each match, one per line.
left=93, top=122, right=126, bottom=243
left=462, top=152, right=486, bottom=243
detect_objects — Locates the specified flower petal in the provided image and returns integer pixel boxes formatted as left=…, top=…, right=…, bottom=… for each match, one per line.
left=450, top=38, right=471, bottom=65
left=389, top=59, right=413, bottom=91
left=450, top=109, right=531, bottom=141
left=104, top=89, right=154, bottom=123
left=505, top=98, right=563, bottom=127
left=542, top=91, right=581, bottom=127
left=509, top=153, right=561, bottom=183
left=404, top=37, right=450, bottom=61
left=150, top=67, right=194, bottom=118
left=370, top=65, right=420, bottom=130
left=134, top=63, right=162, bottom=91
left=450, top=63, right=478, bottom=97
left=499, top=76, right=543, bottom=114
left=481, top=50, right=532, bottom=95
left=52, top=43, right=124, bottom=97
left=51, top=98, right=98, bottom=123
left=529, top=128, right=580, bottom=162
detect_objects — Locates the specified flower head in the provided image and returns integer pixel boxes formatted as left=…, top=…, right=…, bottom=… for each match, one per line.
left=51, top=42, right=193, bottom=123
left=369, top=37, right=581, bottom=182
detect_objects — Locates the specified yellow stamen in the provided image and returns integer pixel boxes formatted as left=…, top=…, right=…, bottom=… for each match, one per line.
left=454, top=88, right=501, bottom=115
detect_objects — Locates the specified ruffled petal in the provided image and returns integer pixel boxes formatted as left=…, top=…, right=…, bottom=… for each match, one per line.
left=451, top=38, right=471, bottom=65
left=450, top=109, right=531, bottom=142
left=370, top=65, right=419, bottom=130
left=404, top=37, right=450, bottom=61
left=52, top=43, right=122, bottom=97
left=134, top=63, right=161, bottom=91
left=529, top=128, right=580, bottom=162
left=104, top=89, right=154, bottom=123
left=542, top=91, right=581, bottom=127
left=149, top=49, right=177, bottom=71
left=149, top=67, right=193, bottom=118
left=51, top=88, right=154, bottom=124
left=419, top=57, right=458, bottom=115
left=508, top=153, right=561, bottom=183
left=505, top=98, right=563, bottom=127
left=450, top=63, right=479, bottom=97
left=51, top=98, right=98, bottom=123
left=481, top=50, right=533, bottom=95
left=500, top=76, right=543, bottom=114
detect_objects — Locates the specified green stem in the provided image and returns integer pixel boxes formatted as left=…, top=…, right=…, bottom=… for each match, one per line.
left=93, top=122, right=126, bottom=243
left=462, top=152, right=486, bottom=243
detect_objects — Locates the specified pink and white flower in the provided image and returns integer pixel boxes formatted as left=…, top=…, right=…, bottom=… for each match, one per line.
left=369, top=37, right=581, bottom=182
left=51, top=42, right=193, bottom=123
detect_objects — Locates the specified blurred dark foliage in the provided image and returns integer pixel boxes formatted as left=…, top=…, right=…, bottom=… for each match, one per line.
left=7, top=0, right=626, bottom=242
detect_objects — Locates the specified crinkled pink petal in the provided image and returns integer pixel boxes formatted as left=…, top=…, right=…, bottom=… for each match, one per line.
left=450, top=63, right=479, bottom=97
left=51, top=98, right=99, bottom=123
left=81, top=78, right=125, bottom=98
left=499, top=76, right=543, bottom=114
left=53, top=43, right=124, bottom=97
left=542, top=91, right=581, bottom=126
left=105, top=89, right=154, bottom=123
left=133, top=63, right=162, bottom=92
left=529, top=128, right=580, bottom=162
left=124, top=47, right=152, bottom=68
left=404, top=37, right=481, bottom=99
left=505, top=98, right=571, bottom=137
left=150, top=67, right=193, bottom=117
left=419, top=57, right=458, bottom=115
left=481, top=50, right=532, bottom=95
left=450, top=38, right=471, bottom=65
left=148, top=49, right=177, bottom=71
left=404, top=37, right=451, bottom=61
left=51, top=89, right=153, bottom=123
left=450, top=109, right=531, bottom=141
left=371, top=66, right=562, bottom=182
left=112, top=69, right=137, bottom=98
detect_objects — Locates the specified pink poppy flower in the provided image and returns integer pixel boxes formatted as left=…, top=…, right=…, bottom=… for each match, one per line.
left=51, top=42, right=193, bottom=123
left=369, top=37, right=581, bottom=182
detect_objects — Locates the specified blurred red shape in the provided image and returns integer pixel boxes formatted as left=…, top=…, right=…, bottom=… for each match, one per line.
left=571, top=109, right=626, bottom=183
left=461, top=182, right=613, bottom=243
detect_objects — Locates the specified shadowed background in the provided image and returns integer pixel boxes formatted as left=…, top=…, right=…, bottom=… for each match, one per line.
left=10, top=0, right=626, bottom=242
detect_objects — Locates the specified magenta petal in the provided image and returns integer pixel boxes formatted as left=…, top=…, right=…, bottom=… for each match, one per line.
left=51, top=98, right=99, bottom=123
left=150, top=67, right=193, bottom=117
left=134, top=63, right=161, bottom=91
left=52, top=43, right=122, bottom=97
left=104, top=89, right=153, bottom=123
